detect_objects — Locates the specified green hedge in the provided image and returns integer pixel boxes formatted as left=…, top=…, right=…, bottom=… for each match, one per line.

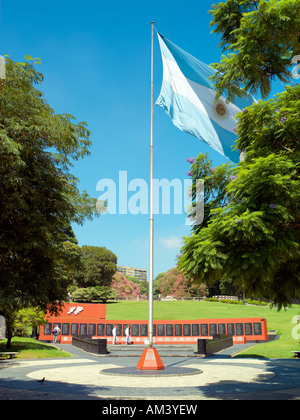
left=206, top=297, right=268, bottom=306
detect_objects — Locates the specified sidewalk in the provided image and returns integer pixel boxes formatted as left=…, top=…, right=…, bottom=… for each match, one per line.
left=1, top=344, right=300, bottom=400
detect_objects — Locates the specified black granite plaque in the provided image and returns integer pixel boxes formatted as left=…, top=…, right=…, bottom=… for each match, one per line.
left=166, top=324, right=173, bottom=336
left=157, top=324, right=165, bottom=336
left=153, top=324, right=156, bottom=336
left=53, top=323, right=61, bottom=330
left=140, top=324, right=148, bottom=336
left=44, top=323, right=52, bottom=335
left=80, top=323, right=87, bottom=335
left=245, top=323, right=253, bottom=336
left=183, top=324, right=191, bottom=336
left=116, top=325, right=122, bottom=336
left=209, top=324, right=217, bottom=336
left=97, top=324, right=105, bottom=336
left=88, top=324, right=96, bottom=336
left=71, top=323, right=78, bottom=335
left=192, top=324, right=199, bottom=336
left=132, top=324, right=139, bottom=336
left=106, top=324, right=113, bottom=336
left=254, top=322, right=262, bottom=335
left=201, top=324, right=208, bottom=336
left=227, top=323, right=235, bottom=335
left=175, top=324, right=182, bottom=336
left=236, top=323, right=244, bottom=335
left=218, top=324, right=226, bottom=335
left=62, top=323, right=70, bottom=335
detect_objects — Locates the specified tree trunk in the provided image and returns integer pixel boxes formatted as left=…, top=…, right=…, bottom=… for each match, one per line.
left=31, top=326, right=38, bottom=339
left=6, top=326, right=12, bottom=349
left=5, top=313, right=15, bottom=349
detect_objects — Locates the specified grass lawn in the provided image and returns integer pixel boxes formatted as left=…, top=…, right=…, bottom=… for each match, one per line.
left=106, top=300, right=300, bottom=358
left=0, top=337, right=72, bottom=359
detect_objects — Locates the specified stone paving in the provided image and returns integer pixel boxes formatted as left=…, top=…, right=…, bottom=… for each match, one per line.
left=0, top=344, right=300, bottom=401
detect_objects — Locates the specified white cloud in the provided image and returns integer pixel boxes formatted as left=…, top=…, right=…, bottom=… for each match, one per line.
left=159, top=235, right=181, bottom=249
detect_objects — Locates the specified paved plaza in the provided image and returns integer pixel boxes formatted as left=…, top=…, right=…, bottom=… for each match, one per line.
left=0, top=344, right=300, bottom=401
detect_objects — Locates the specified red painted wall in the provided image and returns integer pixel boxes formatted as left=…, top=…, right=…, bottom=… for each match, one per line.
left=44, top=302, right=106, bottom=320
left=39, top=302, right=268, bottom=345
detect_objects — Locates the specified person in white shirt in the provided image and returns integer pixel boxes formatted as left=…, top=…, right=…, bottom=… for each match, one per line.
left=112, top=325, right=118, bottom=345
left=125, top=325, right=131, bottom=345
left=52, top=326, right=61, bottom=344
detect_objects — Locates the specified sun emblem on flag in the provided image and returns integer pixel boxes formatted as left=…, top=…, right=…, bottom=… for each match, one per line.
left=212, top=99, right=229, bottom=121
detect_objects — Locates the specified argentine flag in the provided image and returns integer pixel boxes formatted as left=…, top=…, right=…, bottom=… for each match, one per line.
left=156, top=33, right=255, bottom=163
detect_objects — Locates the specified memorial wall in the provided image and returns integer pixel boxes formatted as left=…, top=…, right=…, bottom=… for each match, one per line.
left=39, top=303, right=268, bottom=344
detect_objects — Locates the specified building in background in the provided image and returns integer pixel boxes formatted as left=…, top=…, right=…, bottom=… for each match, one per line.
left=117, top=265, right=147, bottom=282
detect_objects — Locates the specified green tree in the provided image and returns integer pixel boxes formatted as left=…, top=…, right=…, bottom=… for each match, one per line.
left=153, top=273, right=166, bottom=297
left=178, top=0, right=300, bottom=310
left=209, top=0, right=300, bottom=100
left=125, top=275, right=149, bottom=296
left=72, top=286, right=118, bottom=303
left=219, top=278, right=241, bottom=297
left=185, top=153, right=234, bottom=233
left=76, top=246, right=117, bottom=288
left=14, top=307, right=47, bottom=338
left=0, top=56, right=99, bottom=347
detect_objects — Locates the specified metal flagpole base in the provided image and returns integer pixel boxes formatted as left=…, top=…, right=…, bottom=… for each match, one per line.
left=136, top=347, right=165, bottom=370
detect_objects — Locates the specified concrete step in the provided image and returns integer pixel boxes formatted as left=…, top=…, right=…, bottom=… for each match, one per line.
left=106, top=344, right=201, bottom=357
left=108, top=344, right=195, bottom=349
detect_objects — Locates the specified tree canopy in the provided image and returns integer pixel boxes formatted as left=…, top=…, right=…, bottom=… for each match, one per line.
left=178, top=0, right=300, bottom=309
left=0, top=56, right=99, bottom=337
left=111, top=272, right=141, bottom=298
left=209, top=0, right=300, bottom=100
left=155, top=267, right=206, bottom=299
left=75, top=246, right=118, bottom=288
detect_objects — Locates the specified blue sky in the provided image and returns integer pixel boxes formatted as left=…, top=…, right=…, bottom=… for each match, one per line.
left=1, top=0, right=283, bottom=278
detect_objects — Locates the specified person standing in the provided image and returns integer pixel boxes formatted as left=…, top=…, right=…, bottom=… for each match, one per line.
left=52, top=325, right=61, bottom=344
left=125, top=325, right=131, bottom=345
left=112, top=325, right=118, bottom=345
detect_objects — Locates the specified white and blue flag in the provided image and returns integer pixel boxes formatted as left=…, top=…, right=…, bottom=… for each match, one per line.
left=156, top=33, right=255, bottom=163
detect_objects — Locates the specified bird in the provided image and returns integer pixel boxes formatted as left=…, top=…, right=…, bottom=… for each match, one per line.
left=37, top=377, right=45, bottom=384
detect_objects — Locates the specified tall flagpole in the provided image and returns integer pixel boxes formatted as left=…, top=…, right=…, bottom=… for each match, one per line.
left=136, top=23, right=164, bottom=369
left=148, top=21, right=154, bottom=347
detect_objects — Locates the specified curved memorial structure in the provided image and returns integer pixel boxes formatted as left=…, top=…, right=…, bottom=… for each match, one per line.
left=39, top=303, right=268, bottom=345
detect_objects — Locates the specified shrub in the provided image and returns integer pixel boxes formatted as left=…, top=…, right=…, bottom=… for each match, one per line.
left=71, top=286, right=117, bottom=303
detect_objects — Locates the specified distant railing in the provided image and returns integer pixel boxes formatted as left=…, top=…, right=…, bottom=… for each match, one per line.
left=114, top=296, right=206, bottom=301
left=212, top=295, right=239, bottom=301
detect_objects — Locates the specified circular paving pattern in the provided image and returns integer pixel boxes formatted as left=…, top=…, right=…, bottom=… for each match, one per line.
left=100, top=366, right=202, bottom=377
left=1, top=345, right=300, bottom=400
